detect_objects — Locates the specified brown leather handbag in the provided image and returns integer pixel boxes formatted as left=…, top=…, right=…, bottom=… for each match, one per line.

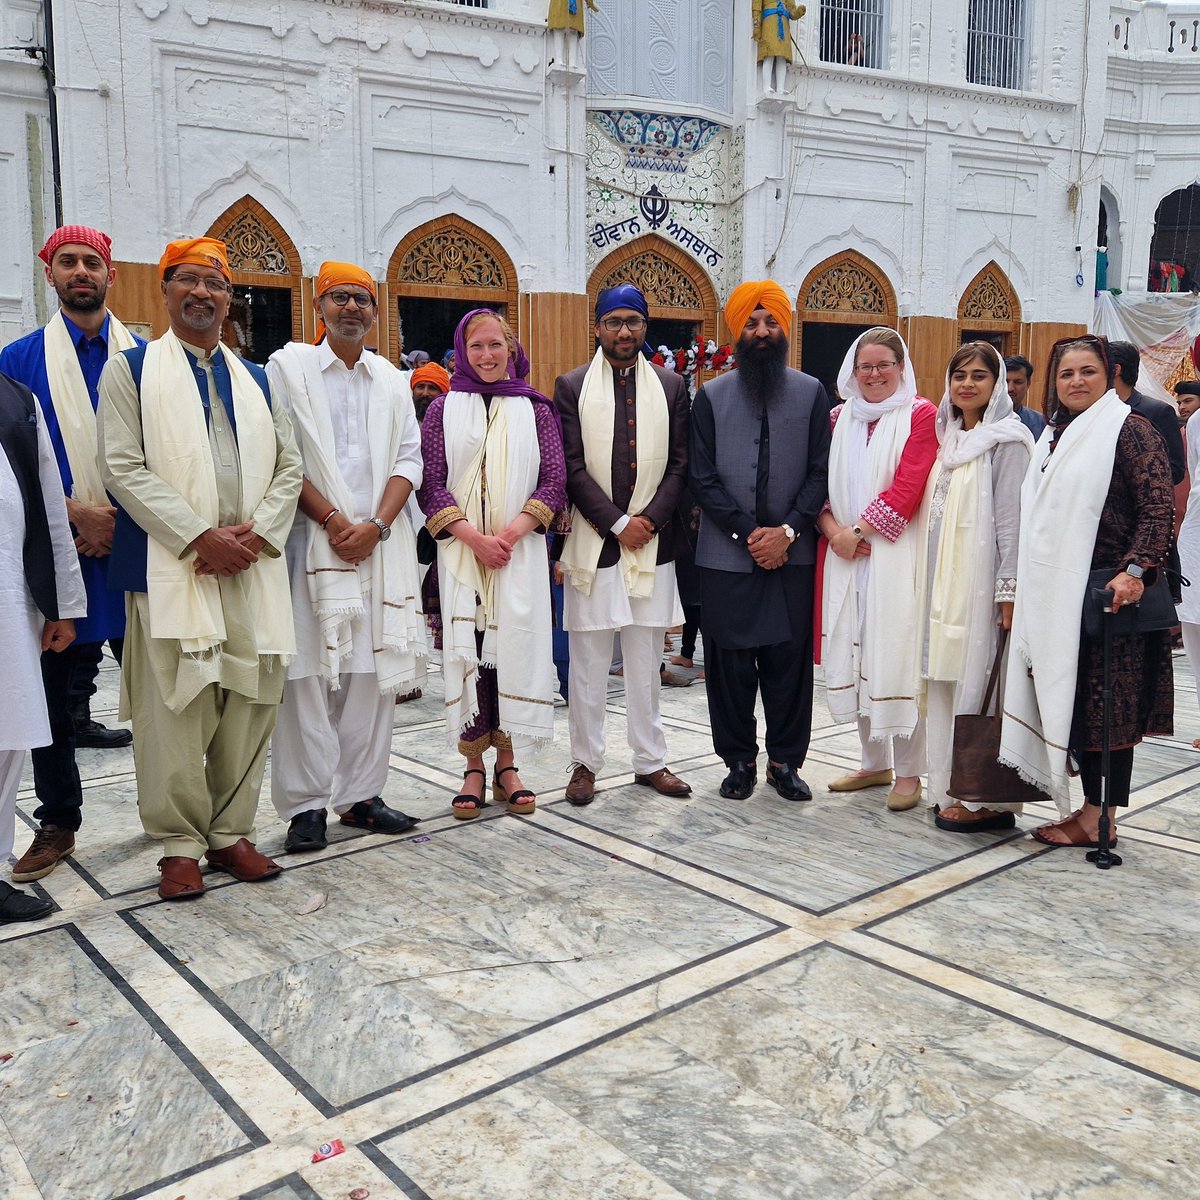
left=947, top=630, right=1050, bottom=807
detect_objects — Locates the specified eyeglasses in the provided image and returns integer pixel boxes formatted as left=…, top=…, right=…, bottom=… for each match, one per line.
left=170, top=272, right=232, bottom=295
left=599, top=316, right=647, bottom=333
left=324, top=290, right=375, bottom=309
left=855, top=361, right=899, bottom=375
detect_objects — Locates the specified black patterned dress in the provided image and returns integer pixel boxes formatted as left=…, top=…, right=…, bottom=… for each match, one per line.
left=1070, top=414, right=1175, bottom=754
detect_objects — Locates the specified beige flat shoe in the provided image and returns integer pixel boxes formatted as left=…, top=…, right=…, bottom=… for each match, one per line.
left=828, top=769, right=894, bottom=792
left=886, top=779, right=922, bottom=812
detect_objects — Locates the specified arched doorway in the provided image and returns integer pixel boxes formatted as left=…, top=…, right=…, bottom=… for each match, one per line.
left=957, top=261, right=1021, bottom=354
left=206, top=197, right=304, bottom=364
left=797, top=250, right=897, bottom=400
left=386, top=215, right=518, bottom=367
left=1148, top=184, right=1200, bottom=291
left=587, top=234, right=719, bottom=360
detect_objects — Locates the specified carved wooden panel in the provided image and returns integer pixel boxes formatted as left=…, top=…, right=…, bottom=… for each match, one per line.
left=220, top=211, right=291, bottom=275
left=959, top=264, right=1018, bottom=322
left=396, top=227, right=507, bottom=290
left=597, top=250, right=702, bottom=310
left=806, top=260, right=889, bottom=314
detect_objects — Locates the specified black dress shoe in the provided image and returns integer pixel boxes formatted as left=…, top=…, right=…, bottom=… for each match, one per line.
left=0, top=880, right=54, bottom=924
left=339, top=797, right=420, bottom=834
left=719, top=762, right=757, bottom=800
left=73, top=719, right=133, bottom=749
left=284, top=809, right=328, bottom=853
left=766, top=762, right=812, bottom=802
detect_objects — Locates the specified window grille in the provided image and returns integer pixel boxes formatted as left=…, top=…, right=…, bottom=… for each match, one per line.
left=819, top=0, right=888, bottom=70
left=450, top=0, right=488, bottom=8
left=966, top=0, right=1027, bottom=90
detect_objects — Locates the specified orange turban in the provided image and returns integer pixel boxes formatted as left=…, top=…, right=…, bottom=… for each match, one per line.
left=724, top=280, right=792, bottom=338
left=410, top=363, right=451, bottom=395
left=158, top=237, right=230, bottom=279
left=315, top=261, right=376, bottom=301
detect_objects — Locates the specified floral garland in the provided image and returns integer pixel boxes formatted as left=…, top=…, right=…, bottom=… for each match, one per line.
left=650, top=339, right=736, bottom=382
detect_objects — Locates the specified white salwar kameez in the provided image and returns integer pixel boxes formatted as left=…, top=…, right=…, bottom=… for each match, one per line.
left=2, top=402, right=86, bottom=860
left=1178, top=413, right=1200, bottom=710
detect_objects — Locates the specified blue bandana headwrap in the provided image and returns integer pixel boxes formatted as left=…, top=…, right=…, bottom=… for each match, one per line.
left=595, top=285, right=649, bottom=322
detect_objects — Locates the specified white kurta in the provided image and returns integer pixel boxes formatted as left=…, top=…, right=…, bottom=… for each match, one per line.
left=1178, top=412, right=1200, bottom=625
left=563, top=561, right=682, bottom=632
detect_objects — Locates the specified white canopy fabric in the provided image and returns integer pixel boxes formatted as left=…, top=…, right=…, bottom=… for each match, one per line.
left=1092, top=290, right=1200, bottom=407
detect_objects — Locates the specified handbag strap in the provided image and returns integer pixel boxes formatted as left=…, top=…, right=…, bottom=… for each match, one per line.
left=979, top=627, right=1009, bottom=718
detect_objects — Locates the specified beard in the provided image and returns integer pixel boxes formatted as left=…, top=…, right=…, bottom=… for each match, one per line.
left=736, top=334, right=789, bottom=410
left=55, top=280, right=106, bottom=314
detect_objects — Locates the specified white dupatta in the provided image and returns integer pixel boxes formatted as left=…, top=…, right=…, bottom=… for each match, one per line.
left=999, top=390, right=1129, bottom=812
left=268, top=342, right=426, bottom=694
left=438, top=391, right=555, bottom=752
left=823, top=331, right=932, bottom=739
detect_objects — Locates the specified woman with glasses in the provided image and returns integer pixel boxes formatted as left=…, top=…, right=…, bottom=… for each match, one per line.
left=417, top=309, right=566, bottom=819
left=920, top=343, right=1034, bottom=832
left=1000, top=335, right=1174, bottom=848
left=817, top=328, right=938, bottom=811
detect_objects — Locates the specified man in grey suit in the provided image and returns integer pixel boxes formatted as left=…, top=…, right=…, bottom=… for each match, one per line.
left=689, top=281, right=830, bottom=802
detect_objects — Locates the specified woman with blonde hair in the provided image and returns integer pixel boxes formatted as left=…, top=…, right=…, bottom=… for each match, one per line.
left=418, top=309, right=566, bottom=819
left=921, top=342, right=1034, bottom=831
left=817, top=327, right=938, bottom=811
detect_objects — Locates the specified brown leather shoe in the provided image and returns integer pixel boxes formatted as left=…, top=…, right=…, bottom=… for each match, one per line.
left=12, top=825, right=75, bottom=882
left=204, top=838, right=282, bottom=882
left=633, top=768, right=692, bottom=797
left=565, top=763, right=596, bottom=806
left=157, top=856, right=205, bottom=900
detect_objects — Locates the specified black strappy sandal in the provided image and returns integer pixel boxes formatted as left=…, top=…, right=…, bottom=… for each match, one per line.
left=493, top=765, right=536, bottom=814
left=453, top=769, right=486, bottom=820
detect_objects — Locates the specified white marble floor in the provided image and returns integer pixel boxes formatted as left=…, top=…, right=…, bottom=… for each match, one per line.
left=4, top=641, right=1200, bottom=1200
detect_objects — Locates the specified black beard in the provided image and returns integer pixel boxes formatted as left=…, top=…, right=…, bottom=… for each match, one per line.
left=736, top=335, right=788, bottom=409
left=56, top=285, right=105, bottom=314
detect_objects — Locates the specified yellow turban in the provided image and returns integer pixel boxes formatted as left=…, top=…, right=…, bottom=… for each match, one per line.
left=410, top=363, right=451, bottom=394
left=159, top=237, right=230, bottom=279
left=315, top=261, right=376, bottom=301
left=724, top=280, right=792, bottom=338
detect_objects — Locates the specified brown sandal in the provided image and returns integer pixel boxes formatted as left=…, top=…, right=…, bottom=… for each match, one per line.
left=1031, top=812, right=1115, bottom=849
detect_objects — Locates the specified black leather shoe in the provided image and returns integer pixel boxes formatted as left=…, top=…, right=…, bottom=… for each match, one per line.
left=0, top=880, right=54, bottom=924
left=339, top=797, right=420, bottom=834
left=73, top=719, right=133, bottom=749
left=284, top=809, right=328, bottom=853
left=719, top=762, right=757, bottom=800
left=766, top=762, right=812, bottom=802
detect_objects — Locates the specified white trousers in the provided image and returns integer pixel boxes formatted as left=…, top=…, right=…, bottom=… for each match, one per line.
left=1183, top=622, right=1200, bottom=701
left=858, top=713, right=927, bottom=778
left=569, top=625, right=667, bottom=775
left=271, top=673, right=394, bottom=820
left=1, top=749, right=24, bottom=862
left=925, top=680, right=1023, bottom=814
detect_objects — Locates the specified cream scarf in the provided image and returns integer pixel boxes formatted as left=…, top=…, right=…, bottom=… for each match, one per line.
left=559, top=348, right=668, bottom=598
left=925, top=364, right=1033, bottom=692
left=823, top=333, right=930, bottom=738
left=269, top=343, right=426, bottom=694
left=140, top=329, right=294, bottom=659
left=44, top=309, right=138, bottom=505
left=439, top=391, right=555, bottom=752
left=999, top=390, right=1129, bottom=813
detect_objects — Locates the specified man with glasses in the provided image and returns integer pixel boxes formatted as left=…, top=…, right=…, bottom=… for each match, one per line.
left=97, top=237, right=302, bottom=899
left=555, top=285, right=693, bottom=805
left=265, top=262, right=426, bottom=853
left=0, top=226, right=142, bottom=884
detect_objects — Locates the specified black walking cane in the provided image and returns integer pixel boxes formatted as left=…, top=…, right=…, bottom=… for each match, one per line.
left=1086, top=594, right=1122, bottom=870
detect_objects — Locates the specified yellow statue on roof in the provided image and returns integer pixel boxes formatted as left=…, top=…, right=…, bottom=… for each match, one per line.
left=753, top=0, right=806, bottom=62
left=548, top=0, right=600, bottom=36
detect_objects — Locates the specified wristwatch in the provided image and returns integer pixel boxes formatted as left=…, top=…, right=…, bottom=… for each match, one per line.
left=782, top=523, right=796, bottom=543
left=369, top=516, right=392, bottom=542
left=1123, top=563, right=1145, bottom=581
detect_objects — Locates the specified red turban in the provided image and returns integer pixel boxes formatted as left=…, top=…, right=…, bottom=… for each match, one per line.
left=724, top=280, right=792, bottom=338
left=410, top=363, right=451, bottom=394
left=38, top=225, right=112, bottom=268
left=158, top=237, right=230, bottom=279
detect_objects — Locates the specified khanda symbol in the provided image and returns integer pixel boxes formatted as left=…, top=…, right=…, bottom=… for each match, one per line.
left=639, top=185, right=670, bottom=230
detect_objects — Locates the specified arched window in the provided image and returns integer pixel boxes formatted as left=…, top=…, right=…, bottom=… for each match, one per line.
left=205, top=197, right=303, bottom=364
left=957, top=261, right=1021, bottom=354
left=588, top=234, right=719, bottom=358
left=797, top=249, right=897, bottom=399
left=386, top=215, right=517, bottom=367
left=1148, top=185, right=1200, bottom=292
